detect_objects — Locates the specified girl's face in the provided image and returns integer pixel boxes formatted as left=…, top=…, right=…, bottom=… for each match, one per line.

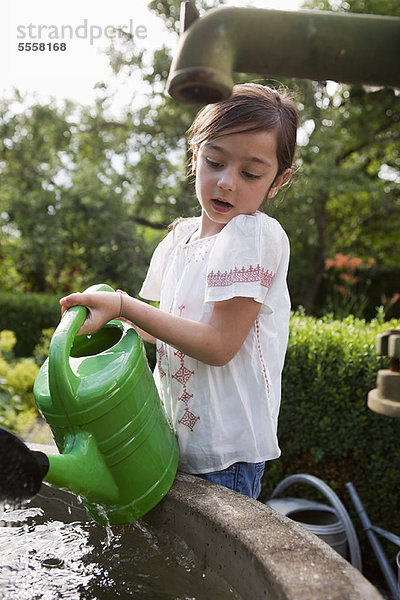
left=193, top=127, right=290, bottom=238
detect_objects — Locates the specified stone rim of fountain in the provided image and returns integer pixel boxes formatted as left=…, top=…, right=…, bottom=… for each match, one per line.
left=145, top=472, right=383, bottom=600
left=29, top=444, right=383, bottom=599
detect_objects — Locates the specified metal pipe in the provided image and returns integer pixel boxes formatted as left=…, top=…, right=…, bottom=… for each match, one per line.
left=346, top=481, right=398, bottom=600
left=167, top=2, right=400, bottom=104
left=370, top=525, right=400, bottom=549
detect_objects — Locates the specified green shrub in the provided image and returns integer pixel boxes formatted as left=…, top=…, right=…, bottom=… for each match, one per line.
left=33, top=328, right=55, bottom=366
left=314, top=258, right=400, bottom=321
left=0, top=291, right=60, bottom=357
left=260, top=310, right=400, bottom=569
left=0, top=330, right=40, bottom=435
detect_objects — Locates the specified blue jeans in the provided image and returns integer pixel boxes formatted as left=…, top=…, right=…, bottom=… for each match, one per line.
left=194, top=461, right=265, bottom=499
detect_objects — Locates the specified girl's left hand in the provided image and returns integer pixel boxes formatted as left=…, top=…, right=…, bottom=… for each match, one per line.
left=60, top=291, right=122, bottom=336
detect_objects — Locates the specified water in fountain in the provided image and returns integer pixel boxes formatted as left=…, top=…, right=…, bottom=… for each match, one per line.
left=0, top=490, right=242, bottom=600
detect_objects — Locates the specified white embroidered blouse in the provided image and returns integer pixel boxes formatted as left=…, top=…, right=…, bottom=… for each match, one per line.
left=139, top=211, right=290, bottom=474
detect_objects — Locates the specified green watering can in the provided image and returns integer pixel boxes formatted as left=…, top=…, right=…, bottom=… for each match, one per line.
left=0, top=284, right=179, bottom=525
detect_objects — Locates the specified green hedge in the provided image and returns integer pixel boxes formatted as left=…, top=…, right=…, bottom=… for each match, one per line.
left=0, top=292, right=60, bottom=357
left=260, top=310, right=400, bottom=572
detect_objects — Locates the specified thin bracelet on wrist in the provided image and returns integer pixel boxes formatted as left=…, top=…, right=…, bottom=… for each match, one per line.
left=118, top=292, right=124, bottom=318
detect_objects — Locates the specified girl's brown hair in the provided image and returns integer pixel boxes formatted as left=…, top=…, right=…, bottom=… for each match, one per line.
left=187, top=83, right=298, bottom=180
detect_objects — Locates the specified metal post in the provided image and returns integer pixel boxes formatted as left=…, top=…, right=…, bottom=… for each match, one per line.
left=346, top=481, right=398, bottom=600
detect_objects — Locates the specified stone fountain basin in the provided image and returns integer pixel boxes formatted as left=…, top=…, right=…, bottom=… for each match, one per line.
left=145, top=472, right=382, bottom=600
left=31, top=444, right=382, bottom=599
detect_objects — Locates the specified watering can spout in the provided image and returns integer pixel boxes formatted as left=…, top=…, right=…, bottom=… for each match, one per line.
left=166, top=2, right=400, bottom=105
left=43, top=432, right=119, bottom=506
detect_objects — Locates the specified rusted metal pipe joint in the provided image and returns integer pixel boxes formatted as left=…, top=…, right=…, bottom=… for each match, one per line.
left=167, top=2, right=400, bottom=105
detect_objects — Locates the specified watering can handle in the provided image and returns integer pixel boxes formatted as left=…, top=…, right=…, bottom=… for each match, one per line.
left=48, top=284, right=115, bottom=415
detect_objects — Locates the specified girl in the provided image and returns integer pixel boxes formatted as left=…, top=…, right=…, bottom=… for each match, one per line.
left=60, top=83, right=298, bottom=499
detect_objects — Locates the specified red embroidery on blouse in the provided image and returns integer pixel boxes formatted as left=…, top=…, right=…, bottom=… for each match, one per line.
left=172, top=350, right=200, bottom=431
left=157, top=343, right=167, bottom=379
left=178, top=390, right=194, bottom=405
left=207, top=264, right=275, bottom=288
left=172, top=364, right=194, bottom=386
left=255, top=318, right=270, bottom=397
left=158, top=344, right=166, bottom=359
left=178, top=407, right=200, bottom=432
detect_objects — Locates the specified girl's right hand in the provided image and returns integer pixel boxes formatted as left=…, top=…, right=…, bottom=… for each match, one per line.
left=60, top=291, right=122, bottom=336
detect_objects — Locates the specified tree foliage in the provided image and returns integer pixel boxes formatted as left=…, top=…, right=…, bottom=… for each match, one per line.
left=269, top=79, right=399, bottom=313
left=0, top=95, right=161, bottom=293
left=270, top=0, right=400, bottom=312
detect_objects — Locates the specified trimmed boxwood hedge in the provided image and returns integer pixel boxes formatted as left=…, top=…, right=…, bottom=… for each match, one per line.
left=0, top=292, right=60, bottom=357
left=260, top=310, right=400, bottom=572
